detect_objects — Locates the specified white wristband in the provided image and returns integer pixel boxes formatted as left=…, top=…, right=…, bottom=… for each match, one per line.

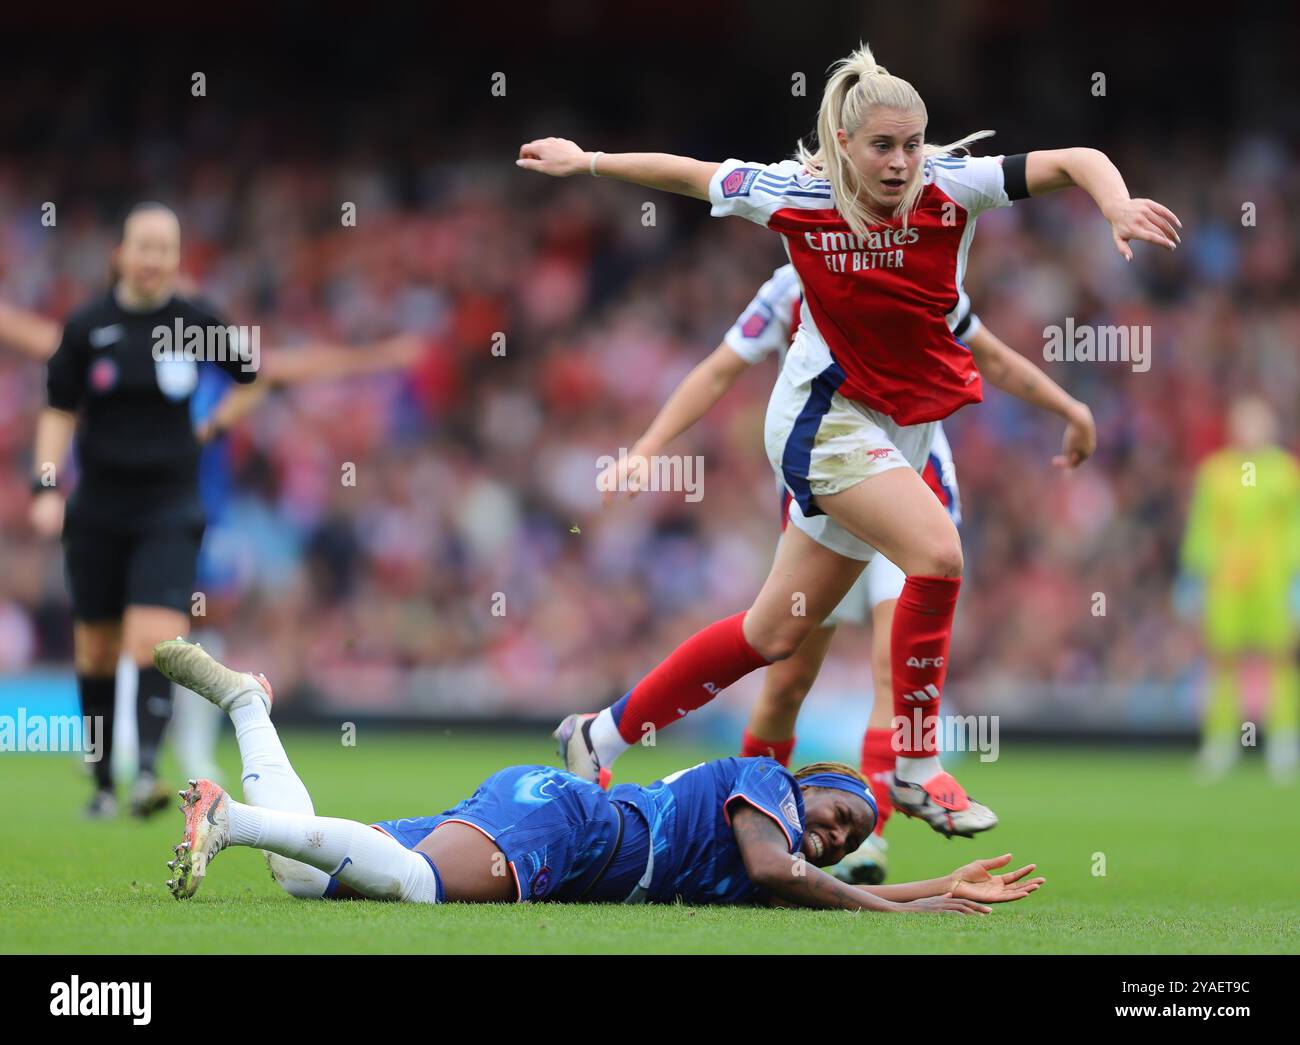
left=589, top=151, right=604, bottom=177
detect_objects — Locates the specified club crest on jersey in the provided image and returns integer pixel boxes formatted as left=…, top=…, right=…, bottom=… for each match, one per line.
left=779, top=791, right=801, bottom=830
left=89, top=357, right=118, bottom=393
left=721, top=167, right=761, bottom=198
left=530, top=866, right=552, bottom=898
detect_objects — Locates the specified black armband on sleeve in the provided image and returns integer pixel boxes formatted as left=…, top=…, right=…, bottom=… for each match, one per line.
left=1003, top=153, right=1030, bottom=200
left=953, top=311, right=973, bottom=338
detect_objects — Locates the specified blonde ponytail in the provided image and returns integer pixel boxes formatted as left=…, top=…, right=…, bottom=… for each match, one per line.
left=796, top=43, right=994, bottom=236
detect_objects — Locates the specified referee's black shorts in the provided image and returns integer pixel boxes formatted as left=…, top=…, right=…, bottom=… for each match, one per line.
left=62, top=516, right=204, bottom=621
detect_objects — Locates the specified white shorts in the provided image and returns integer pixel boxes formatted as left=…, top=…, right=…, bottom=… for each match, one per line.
left=765, top=362, right=941, bottom=562
left=824, top=554, right=907, bottom=626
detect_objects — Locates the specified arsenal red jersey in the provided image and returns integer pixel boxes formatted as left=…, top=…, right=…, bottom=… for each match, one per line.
left=708, top=154, right=1013, bottom=425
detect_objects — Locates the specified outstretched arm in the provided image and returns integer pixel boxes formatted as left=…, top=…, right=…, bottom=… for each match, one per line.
left=600, top=342, right=751, bottom=505
left=197, top=335, right=422, bottom=442
left=731, top=805, right=991, bottom=914
left=0, top=301, right=61, bottom=361
left=860, top=854, right=1045, bottom=904
left=1024, top=148, right=1181, bottom=260
left=197, top=383, right=269, bottom=443
left=261, top=334, right=423, bottom=386
left=965, top=322, right=1096, bottom=469
left=517, top=138, right=719, bottom=201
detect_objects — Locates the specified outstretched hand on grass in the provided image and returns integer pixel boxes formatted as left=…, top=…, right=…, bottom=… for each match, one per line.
left=947, top=853, right=1045, bottom=904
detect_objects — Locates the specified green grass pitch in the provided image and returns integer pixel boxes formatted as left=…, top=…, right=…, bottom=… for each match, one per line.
left=1, top=731, right=1295, bottom=954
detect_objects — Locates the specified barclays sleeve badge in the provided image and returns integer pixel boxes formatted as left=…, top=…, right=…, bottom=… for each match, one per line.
left=721, top=167, right=761, bottom=198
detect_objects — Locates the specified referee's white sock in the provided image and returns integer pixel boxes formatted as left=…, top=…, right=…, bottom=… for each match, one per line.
left=174, top=629, right=226, bottom=782
left=230, top=701, right=332, bottom=898
left=226, top=802, right=443, bottom=903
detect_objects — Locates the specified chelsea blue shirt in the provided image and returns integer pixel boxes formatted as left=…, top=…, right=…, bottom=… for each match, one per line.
left=610, top=756, right=805, bottom=905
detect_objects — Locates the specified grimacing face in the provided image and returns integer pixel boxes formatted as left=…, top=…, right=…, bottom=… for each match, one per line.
left=836, top=106, right=926, bottom=212
left=115, top=209, right=181, bottom=304
left=798, top=785, right=875, bottom=866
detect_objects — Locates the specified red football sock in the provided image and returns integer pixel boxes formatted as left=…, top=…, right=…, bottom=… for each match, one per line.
left=860, top=727, right=896, bottom=835
left=890, top=575, right=960, bottom=757
left=611, top=611, right=770, bottom=744
left=740, top=729, right=796, bottom=766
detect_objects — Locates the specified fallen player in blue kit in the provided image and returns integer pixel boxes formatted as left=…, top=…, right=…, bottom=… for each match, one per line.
left=153, top=640, right=1045, bottom=913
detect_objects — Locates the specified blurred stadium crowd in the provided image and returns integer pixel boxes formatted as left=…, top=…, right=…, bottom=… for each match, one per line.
left=0, top=8, right=1296, bottom=732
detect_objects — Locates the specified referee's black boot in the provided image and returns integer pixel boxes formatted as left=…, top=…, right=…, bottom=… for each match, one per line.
left=129, top=773, right=172, bottom=819
left=84, top=789, right=118, bottom=820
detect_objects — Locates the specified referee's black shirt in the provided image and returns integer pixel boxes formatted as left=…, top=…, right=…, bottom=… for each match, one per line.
left=46, top=290, right=258, bottom=528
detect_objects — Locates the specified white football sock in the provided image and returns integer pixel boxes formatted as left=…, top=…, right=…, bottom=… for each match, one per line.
left=111, top=653, right=138, bottom=781
left=894, top=755, right=943, bottom=784
left=231, top=702, right=314, bottom=813
left=230, top=701, right=331, bottom=898
left=173, top=630, right=225, bottom=781
left=226, top=801, right=442, bottom=903
left=174, top=686, right=223, bottom=781
left=589, top=707, right=630, bottom=767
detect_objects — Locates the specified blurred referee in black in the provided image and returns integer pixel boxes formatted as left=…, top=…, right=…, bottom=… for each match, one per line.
left=29, top=203, right=257, bottom=819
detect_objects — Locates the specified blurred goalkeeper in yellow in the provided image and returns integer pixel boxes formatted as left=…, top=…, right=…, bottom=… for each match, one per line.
left=1178, top=396, right=1300, bottom=782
